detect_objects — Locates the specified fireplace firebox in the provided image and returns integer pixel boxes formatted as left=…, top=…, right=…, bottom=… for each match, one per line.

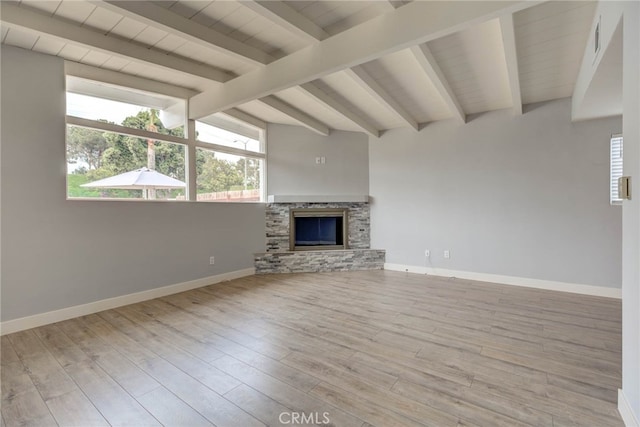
left=290, top=208, right=348, bottom=251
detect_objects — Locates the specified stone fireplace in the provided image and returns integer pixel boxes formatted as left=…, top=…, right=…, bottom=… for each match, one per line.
left=254, top=196, right=385, bottom=274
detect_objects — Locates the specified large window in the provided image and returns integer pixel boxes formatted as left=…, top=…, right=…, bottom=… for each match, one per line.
left=610, top=134, right=623, bottom=205
left=65, top=77, right=265, bottom=202
left=194, top=120, right=265, bottom=202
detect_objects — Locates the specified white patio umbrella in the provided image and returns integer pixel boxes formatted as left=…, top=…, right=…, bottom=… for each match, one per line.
left=81, top=167, right=186, bottom=199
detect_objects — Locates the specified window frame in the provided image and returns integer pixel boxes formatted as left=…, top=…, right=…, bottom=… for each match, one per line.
left=610, top=134, right=623, bottom=206
left=65, top=78, right=266, bottom=203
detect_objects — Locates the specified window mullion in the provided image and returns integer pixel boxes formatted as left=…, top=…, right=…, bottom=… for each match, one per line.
left=66, top=115, right=188, bottom=146
left=187, top=120, right=197, bottom=201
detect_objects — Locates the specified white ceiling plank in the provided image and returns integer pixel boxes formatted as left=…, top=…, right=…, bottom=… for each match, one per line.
left=410, top=44, right=466, bottom=124
left=83, top=7, right=123, bottom=34
left=107, top=16, right=146, bottom=40
left=83, top=7, right=122, bottom=34
left=95, top=0, right=271, bottom=66
left=54, top=1, right=96, bottom=24
left=189, top=0, right=534, bottom=119
left=0, top=2, right=232, bottom=83
left=259, top=96, right=330, bottom=136
left=240, top=0, right=329, bottom=42
left=58, top=43, right=90, bottom=61
left=344, top=66, right=418, bottom=131
left=323, top=2, right=396, bottom=36
left=299, top=83, right=380, bottom=138
left=32, top=35, right=65, bottom=55
left=132, top=25, right=168, bottom=48
left=20, top=0, right=61, bottom=16
left=101, top=55, right=130, bottom=72
left=3, top=26, right=39, bottom=50
left=500, top=13, right=523, bottom=115
left=168, top=0, right=210, bottom=20
left=80, top=50, right=112, bottom=67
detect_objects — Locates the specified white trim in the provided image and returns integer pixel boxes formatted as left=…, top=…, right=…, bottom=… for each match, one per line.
left=267, top=195, right=369, bottom=203
left=619, top=389, right=640, bottom=426
left=0, top=268, right=255, bottom=336
left=384, top=263, right=622, bottom=299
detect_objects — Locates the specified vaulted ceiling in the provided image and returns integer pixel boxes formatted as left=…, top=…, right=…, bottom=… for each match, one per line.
left=0, top=0, right=597, bottom=136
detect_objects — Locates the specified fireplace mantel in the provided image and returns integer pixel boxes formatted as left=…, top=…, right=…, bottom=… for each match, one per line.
left=267, top=195, right=369, bottom=203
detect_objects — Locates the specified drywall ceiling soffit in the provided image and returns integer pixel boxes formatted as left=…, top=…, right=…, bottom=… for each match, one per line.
left=572, top=19, right=623, bottom=121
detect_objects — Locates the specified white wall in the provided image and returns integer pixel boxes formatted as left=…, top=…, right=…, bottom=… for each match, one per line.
left=369, top=98, right=622, bottom=288
left=0, top=46, right=265, bottom=322
left=621, top=1, right=640, bottom=422
left=267, top=124, right=369, bottom=196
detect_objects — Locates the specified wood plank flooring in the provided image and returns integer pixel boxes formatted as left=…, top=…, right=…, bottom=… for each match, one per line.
left=1, top=270, right=623, bottom=426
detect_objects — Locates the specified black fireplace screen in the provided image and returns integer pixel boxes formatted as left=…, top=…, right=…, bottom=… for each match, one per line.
left=294, top=216, right=344, bottom=246
left=290, top=208, right=348, bottom=250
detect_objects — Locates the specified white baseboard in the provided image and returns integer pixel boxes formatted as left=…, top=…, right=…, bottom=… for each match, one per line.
left=384, top=263, right=621, bottom=299
left=619, top=389, right=640, bottom=426
left=0, top=268, right=255, bottom=336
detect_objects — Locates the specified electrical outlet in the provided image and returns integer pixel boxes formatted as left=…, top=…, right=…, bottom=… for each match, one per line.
left=315, top=157, right=321, bottom=164
left=444, top=250, right=450, bottom=259
left=424, top=249, right=430, bottom=257
left=209, top=256, right=215, bottom=265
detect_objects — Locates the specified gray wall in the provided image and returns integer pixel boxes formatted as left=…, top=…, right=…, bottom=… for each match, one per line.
left=369, top=98, right=622, bottom=288
left=0, top=46, right=265, bottom=322
left=267, top=124, right=369, bottom=195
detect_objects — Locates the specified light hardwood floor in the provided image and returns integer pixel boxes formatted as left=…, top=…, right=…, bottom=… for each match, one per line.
left=1, top=270, right=623, bottom=426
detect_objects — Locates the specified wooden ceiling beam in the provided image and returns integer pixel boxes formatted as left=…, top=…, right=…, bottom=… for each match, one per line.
left=499, top=13, right=523, bottom=115
left=410, top=44, right=466, bottom=124
left=259, top=96, right=330, bottom=136
left=344, top=66, right=419, bottom=131
left=189, top=0, right=534, bottom=119
left=298, top=84, right=380, bottom=138
left=240, top=1, right=329, bottom=42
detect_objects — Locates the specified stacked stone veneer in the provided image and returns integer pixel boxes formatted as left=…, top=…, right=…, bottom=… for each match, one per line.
left=255, top=202, right=385, bottom=274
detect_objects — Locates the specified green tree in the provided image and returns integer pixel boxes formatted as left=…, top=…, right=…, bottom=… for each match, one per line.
left=86, top=110, right=186, bottom=181
left=66, top=125, right=109, bottom=171
left=197, top=150, right=244, bottom=193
